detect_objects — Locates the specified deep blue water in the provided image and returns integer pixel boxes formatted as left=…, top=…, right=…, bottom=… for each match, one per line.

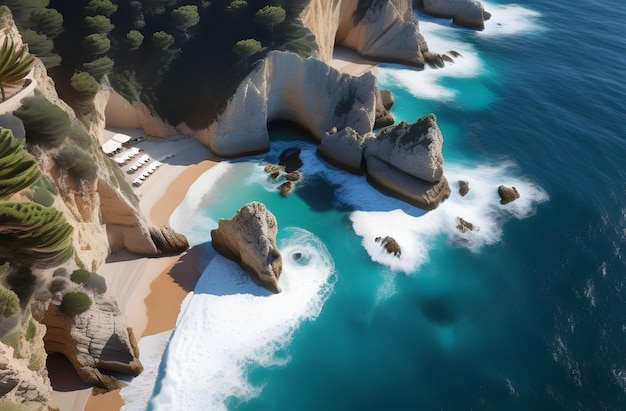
left=141, top=0, right=626, bottom=409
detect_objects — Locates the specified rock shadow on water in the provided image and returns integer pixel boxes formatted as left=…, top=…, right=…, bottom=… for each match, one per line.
left=295, top=175, right=354, bottom=212
left=421, top=297, right=457, bottom=326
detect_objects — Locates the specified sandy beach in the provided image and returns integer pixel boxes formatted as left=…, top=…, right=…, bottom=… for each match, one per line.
left=51, top=53, right=376, bottom=411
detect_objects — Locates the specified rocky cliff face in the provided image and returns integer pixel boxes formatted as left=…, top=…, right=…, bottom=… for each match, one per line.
left=336, top=0, right=428, bottom=66
left=197, top=51, right=377, bottom=157
left=40, top=298, right=142, bottom=391
left=302, top=0, right=428, bottom=66
left=211, top=202, right=283, bottom=293
left=415, top=0, right=491, bottom=29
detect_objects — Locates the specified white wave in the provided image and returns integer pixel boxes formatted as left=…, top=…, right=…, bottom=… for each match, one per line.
left=146, top=227, right=334, bottom=410
left=350, top=162, right=548, bottom=273
left=170, top=162, right=234, bottom=246
left=120, top=331, right=172, bottom=411
left=480, top=2, right=544, bottom=36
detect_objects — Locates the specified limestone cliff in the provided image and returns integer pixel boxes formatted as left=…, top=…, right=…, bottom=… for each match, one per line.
left=415, top=0, right=491, bottom=30
left=197, top=51, right=377, bottom=158
left=40, top=297, right=142, bottom=391
left=211, top=202, right=283, bottom=294
left=302, top=0, right=428, bottom=66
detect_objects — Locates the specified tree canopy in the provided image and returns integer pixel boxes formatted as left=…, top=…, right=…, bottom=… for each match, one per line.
left=0, top=201, right=74, bottom=269
left=0, top=127, right=41, bottom=199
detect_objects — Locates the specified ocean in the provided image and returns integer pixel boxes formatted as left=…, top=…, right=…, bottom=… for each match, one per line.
left=121, top=0, right=626, bottom=409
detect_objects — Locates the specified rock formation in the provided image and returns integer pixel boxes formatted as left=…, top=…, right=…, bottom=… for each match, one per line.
left=375, top=236, right=402, bottom=257
left=317, top=127, right=373, bottom=175
left=335, top=0, right=428, bottom=66
left=279, top=181, right=293, bottom=197
left=415, top=0, right=491, bottom=30
left=498, top=185, right=520, bottom=205
left=0, top=342, right=53, bottom=410
left=456, top=217, right=479, bottom=233
left=211, top=202, right=283, bottom=293
left=41, top=296, right=142, bottom=391
left=264, top=164, right=284, bottom=179
left=364, top=114, right=451, bottom=209
left=278, top=147, right=304, bottom=173
left=458, top=180, right=470, bottom=196
left=374, top=88, right=395, bottom=128
left=196, top=51, right=377, bottom=157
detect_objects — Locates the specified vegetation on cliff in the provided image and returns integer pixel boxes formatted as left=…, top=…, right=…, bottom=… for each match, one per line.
left=0, top=0, right=318, bottom=129
left=0, top=202, right=74, bottom=269
left=0, top=37, right=34, bottom=101
left=0, top=128, right=40, bottom=198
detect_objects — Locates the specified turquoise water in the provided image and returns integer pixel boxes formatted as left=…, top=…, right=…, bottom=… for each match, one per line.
left=124, top=0, right=626, bottom=409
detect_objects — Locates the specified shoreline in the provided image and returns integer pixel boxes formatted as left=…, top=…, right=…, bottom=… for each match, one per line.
left=54, top=54, right=377, bottom=411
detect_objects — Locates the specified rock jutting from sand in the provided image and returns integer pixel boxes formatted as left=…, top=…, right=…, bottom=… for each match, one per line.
left=498, top=185, right=521, bottom=205
left=363, top=114, right=451, bottom=209
left=375, top=236, right=402, bottom=257
left=211, top=202, right=283, bottom=293
left=40, top=295, right=143, bottom=391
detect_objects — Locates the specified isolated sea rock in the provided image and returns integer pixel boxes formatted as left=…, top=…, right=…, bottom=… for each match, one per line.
left=42, top=297, right=142, bottom=391
left=366, top=114, right=444, bottom=183
left=375, top=236, right=402, bottom=257
left=375, top=88, right=395, bottom=128
left=317, top=127, right=373, bottom=175
left=458, top=180, right=470, bottom=196
left=264, top=164, right=284, bottom=179
left=279, top=147, right=303, bottom=173
left=456, top=217, right=479, bottom=233
left=211, top=202, right=283, bottom=293
left=279, top=181, right=293, bottom=197
left=416, top=0, right=491, bottom=30
left=364, top=114, right=451, bottom=209
left=498, top=185, right=520, bottom=205
left=285, top=171, right=302, bottom=182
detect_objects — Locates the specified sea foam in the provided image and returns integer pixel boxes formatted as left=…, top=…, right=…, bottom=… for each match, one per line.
left=350, top=162, right=548, bottom=274
left=143, top=227, right=334, bottom=410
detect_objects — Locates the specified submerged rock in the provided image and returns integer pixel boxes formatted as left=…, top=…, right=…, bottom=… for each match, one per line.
left=375, top=236, right=402, bottom=257
left=210, top=202, right=282, bottom=293
left=498, top=185, right=520, bottom=205
left=278, top=147, right=303, bottom=173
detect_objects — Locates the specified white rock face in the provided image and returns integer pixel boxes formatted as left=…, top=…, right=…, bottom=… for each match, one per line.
left=421, top=0, right=490, bottom=29
left=363, top=114, right=450, bottom=209
left=317, top=127, right=374, bottom=174
left=336, top=0, right=427, bottom=65
left=364, top=114, right=444, bottom=183
left=202, top=51, right=377, bottom=158
left=0, top=342, right=52, bottom=407
left=211, top=202, right=283, bottom=293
